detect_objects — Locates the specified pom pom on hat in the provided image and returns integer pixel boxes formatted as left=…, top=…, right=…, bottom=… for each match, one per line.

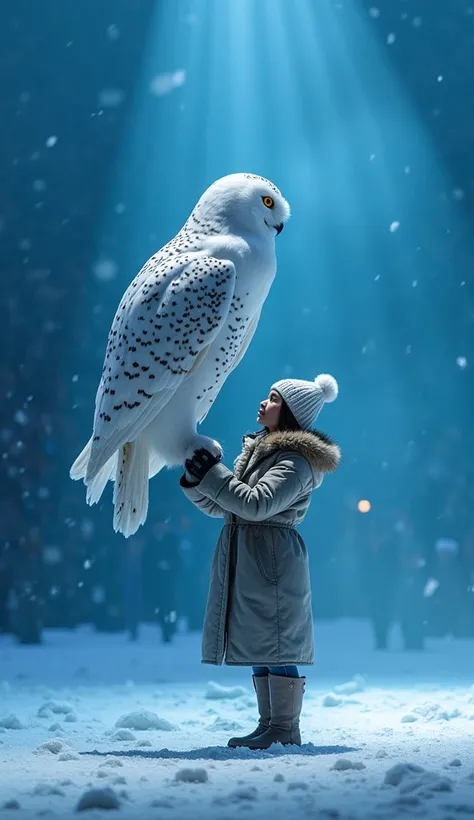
left=314, top=374, right=338, bottom=403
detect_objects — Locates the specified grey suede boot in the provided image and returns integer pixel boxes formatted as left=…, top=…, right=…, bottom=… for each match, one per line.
left=240, top=673, right=305, bottom=750
left=227, top=675, right=271, bottom=748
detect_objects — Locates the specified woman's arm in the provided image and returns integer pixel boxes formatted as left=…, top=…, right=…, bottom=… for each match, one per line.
left=179, top=473, right=226, bottom=518
left=193, top=454, right=311, bottom=522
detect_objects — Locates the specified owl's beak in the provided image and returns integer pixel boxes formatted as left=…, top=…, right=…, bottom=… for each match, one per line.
left=275, top=223, right=284, bottom=236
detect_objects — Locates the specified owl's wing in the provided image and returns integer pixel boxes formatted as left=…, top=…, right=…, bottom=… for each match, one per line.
left=230, top=310, right=261, bottom=372
left=86, top=254, right=236, bottom=480
left=197, top=309, right=261, bottom=424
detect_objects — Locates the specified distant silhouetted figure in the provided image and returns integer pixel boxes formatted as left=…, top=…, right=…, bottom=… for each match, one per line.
left=0, top=549, right=11, bottom=634
left=178, top=514, right=206, bottom=632
left=144, top=521, right=181, bottom=643
left=123, top=538, right=144, bottom=642
left=397, top=526, right=427, bottom=651
left=426, top=538, right=465, bottom=638
left=359, top=517, right=399, bottom=651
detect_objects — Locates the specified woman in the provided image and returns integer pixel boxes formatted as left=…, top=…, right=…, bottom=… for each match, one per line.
left=180, top=374, right=341, bottom=749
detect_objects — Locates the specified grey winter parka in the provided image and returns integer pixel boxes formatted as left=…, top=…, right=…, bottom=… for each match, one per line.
left=180, top=429, right=341, bottom=666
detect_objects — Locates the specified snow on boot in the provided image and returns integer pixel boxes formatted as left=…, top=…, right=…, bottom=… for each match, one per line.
left=242, top=673, right=305, bottom=750
left=227, top=675, right=271, bottom=748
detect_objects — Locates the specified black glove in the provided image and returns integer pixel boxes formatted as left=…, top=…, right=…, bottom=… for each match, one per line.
left=185, top=448, right=222, bottom=482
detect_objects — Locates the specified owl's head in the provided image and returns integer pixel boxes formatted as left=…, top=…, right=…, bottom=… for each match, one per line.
left=195, top=173, right=291, bottom=240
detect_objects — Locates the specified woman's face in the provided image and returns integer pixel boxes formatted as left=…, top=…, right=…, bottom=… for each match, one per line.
left=257, top=389, right=282, bottom=431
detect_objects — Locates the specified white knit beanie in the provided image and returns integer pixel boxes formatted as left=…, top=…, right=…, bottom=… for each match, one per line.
left=271, top=374, right=338, bottom=430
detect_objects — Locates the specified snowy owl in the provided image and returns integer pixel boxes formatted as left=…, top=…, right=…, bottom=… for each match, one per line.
left=71, top=173, right=290, bottom=536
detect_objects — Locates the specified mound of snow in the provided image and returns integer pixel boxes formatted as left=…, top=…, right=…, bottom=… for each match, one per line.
left=38, top=701, right=74, bottom=718
left=287, top=781, right=309, bottom=790
left=58, top=750, right=80, bottom=761
left=34, top=738, right=69, bottom=755
left=401, top=713, right=418, bottom=723
left=115, top=710, right=175, bottom=731
left=111, top=729, right=136, bottom=742
left=174, top=767, right=208, bottom=783
left=136, top=738, right=153, bottom=747
left=48, top=723, right=65, bottom=733
left=76, top=787, right=121, bottom=812
left=205, top=681, right=248, bottom=700
left=229, top=785, right=258, bottom=801
left=334, top=675, right=367, bottom=695
left=32, top=783, right=65, bottom=796
left=150, top=798, right=175, bottom=808
left=400, top=771, right=453, bottom=795
left=206, top=716, right=243, bottom=732
left=384, top=763, right=425, bottom=786
left=2, top=800, right=20, bottom=810
left=322, top=694, right=342, bottom=708
left=331, top=758, right=366, bottom=772
left=412, top=702, right=461, bottom=722
left=0, top=714, right=25, bottom=730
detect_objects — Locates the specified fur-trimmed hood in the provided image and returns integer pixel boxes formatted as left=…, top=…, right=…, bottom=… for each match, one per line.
left=234, top=429, right=341, bottom=483
left=256, top=429, right=341, bottom=474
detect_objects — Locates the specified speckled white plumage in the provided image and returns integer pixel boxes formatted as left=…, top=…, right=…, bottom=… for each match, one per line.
left=71, top=173, right=290, bottom=536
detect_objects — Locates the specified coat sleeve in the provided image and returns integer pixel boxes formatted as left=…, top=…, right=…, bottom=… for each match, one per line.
left=179, top=473, right=226, bottom=518
left=194, top=455, right=310, bottom=522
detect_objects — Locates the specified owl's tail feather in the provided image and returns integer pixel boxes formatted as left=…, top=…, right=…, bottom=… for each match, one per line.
left=113, top=436, right=150, bottom=538
left=70, top=436, right=117, bottom=504
left=70, top=437, right=93, bottom=481
left=86, top=453, right=118, bottom=505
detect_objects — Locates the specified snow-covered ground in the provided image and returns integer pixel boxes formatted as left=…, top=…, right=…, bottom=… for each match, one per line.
left=1, top=618, right=474, bottom=819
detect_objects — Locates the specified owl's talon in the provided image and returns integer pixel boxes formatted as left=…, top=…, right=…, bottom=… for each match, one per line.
left=185, top=436, right=223, bottom=461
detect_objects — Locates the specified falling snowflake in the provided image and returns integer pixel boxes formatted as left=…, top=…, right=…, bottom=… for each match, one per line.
left=404, top=166, right=411, bottom=174
left=46, top=136, right=58, bottom=148
left=412, top=16, right=423, bottom=27
left=387, top=32, right=396, bottom=44
left=93, top=258, right=118, bottom=282
left=115, top=203, right=126, bottom=214
left=98, top=88, right=125, bottom=108
left=106, top=24, right=120, bottom=40
left=14, top=410, right=28, bottom=426
left=33, top=179, right=46, bottom=192
left=412, top=280, right=418, bottom=288
left=452, top=188, right=465, bottom=201
left=437, top=75, right=444, bottom=82
left=456, top=356, right=468, bottom=369
left=149, top=70, right=186, bottom=97
left=369, top=7, right=380, bottom=18
left=389, top=221, right=400, bottom=233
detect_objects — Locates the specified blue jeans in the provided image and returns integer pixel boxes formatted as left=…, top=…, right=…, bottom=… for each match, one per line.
left=252, top=665, right=299, bottom=678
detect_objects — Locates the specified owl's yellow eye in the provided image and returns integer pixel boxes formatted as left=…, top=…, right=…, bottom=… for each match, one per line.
left=262, top=196, right=274, bottom=209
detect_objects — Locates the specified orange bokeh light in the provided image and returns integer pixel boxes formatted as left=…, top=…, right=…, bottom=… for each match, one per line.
left=358, top=499, right=371, bottom=513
